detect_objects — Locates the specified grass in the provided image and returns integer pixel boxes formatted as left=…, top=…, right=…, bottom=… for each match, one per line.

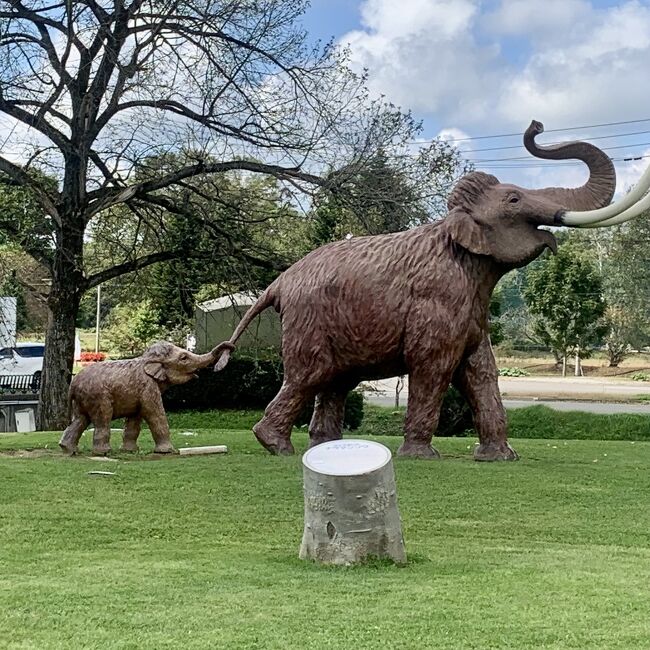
left=1, top=420, right=650, bottom=649
left=167, top=403, right=650, bottom=442
left=196, top=403, right=650, bottom=443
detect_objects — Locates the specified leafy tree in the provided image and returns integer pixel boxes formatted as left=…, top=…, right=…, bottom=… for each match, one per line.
left=0, top=1, right=425, bottom=428
left=604, top=306, right=636, bottom=368
left=103, top=301, right=163, bottom=358
left=597, top=217, right=650, bottom=364
left=0, top=268, right=29, bottom=332
left=310, top=145, right=470, bottom=245
left=523, top=245, right=607, bottom=375
left=488, top=288, right=504, bottom=347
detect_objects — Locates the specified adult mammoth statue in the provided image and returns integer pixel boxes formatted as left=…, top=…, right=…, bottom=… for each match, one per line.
left=214, top=120, right=646, bottom=460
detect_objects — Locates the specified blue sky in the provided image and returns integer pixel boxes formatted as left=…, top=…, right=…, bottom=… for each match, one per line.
left=300, top=0, right=650, bottom=193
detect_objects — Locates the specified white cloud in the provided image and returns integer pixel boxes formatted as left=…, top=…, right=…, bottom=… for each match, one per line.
left=340, top=0, right=650, bottom=194
left=484, top=0, right=592, bottom=38
left=341, top=0, right=500, bottom=118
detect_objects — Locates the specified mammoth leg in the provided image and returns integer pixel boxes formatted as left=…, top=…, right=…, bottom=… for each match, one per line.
left=59, top=410, right=90, bottom=456
left=308, top=385, right=351, bottom=448
left=454, top=337, right=518, bottom=462
left=142, top=393, right=175, bottom=454
left=253, top=381, right=314, bottom=456
left=91, top=410, right=113, bottom=456
left=121, top=415, right=142, bottom=452
left=397, top=367, right=450, bottom=459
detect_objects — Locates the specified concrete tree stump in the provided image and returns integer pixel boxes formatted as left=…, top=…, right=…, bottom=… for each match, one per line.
left=299, top=440, right=406, bottom=565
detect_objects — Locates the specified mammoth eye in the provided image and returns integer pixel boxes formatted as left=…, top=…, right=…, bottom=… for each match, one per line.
left=179, top=353, right=188, bottom=361
left=508, top=195, right=520, bottom=204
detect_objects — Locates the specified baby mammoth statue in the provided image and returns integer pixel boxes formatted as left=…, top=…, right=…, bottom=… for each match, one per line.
left=59, top=341, right=233, bottom=455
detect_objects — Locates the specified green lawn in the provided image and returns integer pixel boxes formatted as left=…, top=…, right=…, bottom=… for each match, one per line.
left=1, top=426, right=649, bottom=649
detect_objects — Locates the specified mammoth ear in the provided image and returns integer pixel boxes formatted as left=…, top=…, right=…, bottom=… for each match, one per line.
left=445, top=209, right=493, bottom=257
left=144, top=361, right=167, bottom=382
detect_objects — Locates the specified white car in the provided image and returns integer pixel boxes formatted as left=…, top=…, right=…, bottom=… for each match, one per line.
left=0, top=342, right=45, bottom=388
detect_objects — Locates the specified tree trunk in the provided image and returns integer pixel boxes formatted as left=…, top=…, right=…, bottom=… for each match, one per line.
left=299, top=440, right=406, bottom=566
left=552, top=349, right=562, bottom=368
left=38, top=216, right=84, bottom=431
left=562, top=355, right=567, bottom=377
left=394, top=375, right=404, bottom=409
left=38, top=287, right=80, bottom=430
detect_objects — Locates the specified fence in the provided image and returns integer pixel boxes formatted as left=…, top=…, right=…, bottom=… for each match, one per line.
left=0, top=374, right=41, bottom=393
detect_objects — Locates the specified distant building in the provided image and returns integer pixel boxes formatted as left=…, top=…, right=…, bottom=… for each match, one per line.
left=194, top=292, right=281, bottom=354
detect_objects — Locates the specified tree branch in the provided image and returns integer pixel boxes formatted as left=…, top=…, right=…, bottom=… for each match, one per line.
left=86, top=159, right=325, bottom=216
left=84, top=249, right=186, bottom=289
left=0, top=155, right=60, bottom=224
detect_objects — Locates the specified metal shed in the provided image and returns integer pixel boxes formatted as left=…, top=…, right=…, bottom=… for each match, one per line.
left=194, top=292, right=281, bottom=353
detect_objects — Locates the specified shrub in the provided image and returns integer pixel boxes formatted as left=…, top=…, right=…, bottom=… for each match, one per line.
left=79, top=352, right=106, bottom=362
left=498, top=367, right=530, bottom=377
left=632, top=371, right=650, bottom=382
left=437, top=386, right=474, bottom=436
left=163, top=354, right=364, bottom=429
left=295, top=390, right=365, bottom=430
left=354, top=387, right=474, bottom=438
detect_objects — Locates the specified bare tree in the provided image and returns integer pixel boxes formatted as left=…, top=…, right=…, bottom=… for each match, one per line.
left=0, top=0, right=421, bottom=429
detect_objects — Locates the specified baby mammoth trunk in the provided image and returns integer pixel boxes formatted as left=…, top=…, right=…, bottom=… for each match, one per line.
left=201, top=341, right=236, bottom=369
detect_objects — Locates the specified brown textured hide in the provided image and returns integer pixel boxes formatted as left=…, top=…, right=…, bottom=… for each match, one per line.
left=214, top=122, right=616, bottom=460
left=59, top=341, right=233, bottom=455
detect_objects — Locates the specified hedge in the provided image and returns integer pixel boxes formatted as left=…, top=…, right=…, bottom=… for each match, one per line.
left=163, top=355, right=364, bottom=430
left=163, top=355, right=474, bottom=435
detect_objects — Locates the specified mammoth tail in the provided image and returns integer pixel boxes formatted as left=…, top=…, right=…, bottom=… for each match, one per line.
left=213, top=286, right=277, bottom=372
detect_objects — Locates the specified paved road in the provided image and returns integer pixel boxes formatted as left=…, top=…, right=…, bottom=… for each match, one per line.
left=364, top=376, right=650, bottom=415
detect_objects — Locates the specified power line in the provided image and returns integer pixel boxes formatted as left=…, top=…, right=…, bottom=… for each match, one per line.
left=416, top=117, right=650, bottom=144
left=464, top=129, right=650, bottom=153
left=467, top=141, right=650, bottom=163
left=476, top=154, right=650, bottom=170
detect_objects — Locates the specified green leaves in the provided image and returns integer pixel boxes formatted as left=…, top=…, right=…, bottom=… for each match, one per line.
left=523, top=243, right=607, bottom=360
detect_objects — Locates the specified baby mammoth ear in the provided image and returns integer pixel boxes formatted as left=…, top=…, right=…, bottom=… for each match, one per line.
left=445, top=209, right=493, bottom=257
left=144, top=361, right=167, bottom=382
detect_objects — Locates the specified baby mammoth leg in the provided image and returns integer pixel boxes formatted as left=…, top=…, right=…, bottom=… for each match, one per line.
left=59, top=411, right=90, bottom=455
left=454, top=337, right=518, bottom=462
left=92, top=411, right=113, bottom=456
left=142, top=393, right=175, bottom=454
left=308, top=386, right=350, bottom=448
left=121, top=415, right=142, bottom=452
left=253, top=382, right=314, bottom=456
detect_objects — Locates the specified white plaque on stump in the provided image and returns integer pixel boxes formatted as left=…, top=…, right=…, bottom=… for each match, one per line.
left=299, top=440, right=406, bottom=566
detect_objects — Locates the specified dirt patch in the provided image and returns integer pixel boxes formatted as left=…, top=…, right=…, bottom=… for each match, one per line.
left=0, top=448, right=187, bottom=461
left=0, top=448, right=61, bottom=459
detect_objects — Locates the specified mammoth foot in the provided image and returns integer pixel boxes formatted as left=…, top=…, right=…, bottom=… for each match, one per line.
left=58, top=439, right=79, bottom=456
left=153, top=442, right=177, bottom=454
left=92, top=444, right=112, bottom=456
left=308, top=434, right=343, bottom=449
left=120, top=441, right=139, bottom=453
left=253, top=424, right=295, bottom=456
left=474, top=441, right=519, bottom=462
left=397, top=441, right=441, bottom=460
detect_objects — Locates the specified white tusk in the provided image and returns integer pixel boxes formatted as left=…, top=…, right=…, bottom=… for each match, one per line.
left=579, top=187, right=650, bottom=228
left=561, top=162, right=650, bottom=226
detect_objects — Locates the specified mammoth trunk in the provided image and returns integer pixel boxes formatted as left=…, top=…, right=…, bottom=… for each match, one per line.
left=524, top=121, right=616, bottom=212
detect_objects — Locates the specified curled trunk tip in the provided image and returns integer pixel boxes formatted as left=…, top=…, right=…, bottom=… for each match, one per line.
left=524, top=120, right=616, bottom=213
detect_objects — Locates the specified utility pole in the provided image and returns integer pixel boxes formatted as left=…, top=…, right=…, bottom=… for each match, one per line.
left=94, top=284, right=101, bottom=353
